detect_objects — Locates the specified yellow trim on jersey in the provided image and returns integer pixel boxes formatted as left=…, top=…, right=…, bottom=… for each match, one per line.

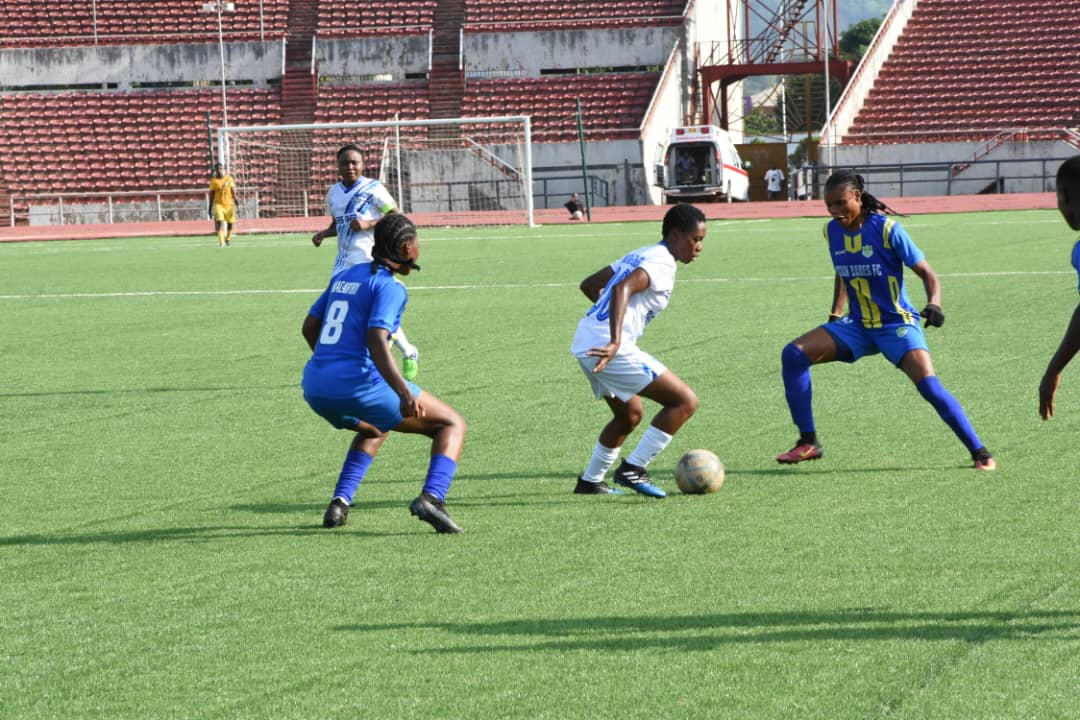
left=888, top=275, right=916, bottom=324
left=882, top=217, right=895, bottom=249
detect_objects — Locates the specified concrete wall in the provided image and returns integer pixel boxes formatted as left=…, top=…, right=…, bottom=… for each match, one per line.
left=641, top=46, right=689, bottom=205
left=315, top=35, right=430, bottom=79
left=0, top=41, right=284, bottom=89
left=463, top=26, right=679, bottom=74
left=531, top=139, right=645, bottom=208
left=832, top=139, right=1074, bottom=196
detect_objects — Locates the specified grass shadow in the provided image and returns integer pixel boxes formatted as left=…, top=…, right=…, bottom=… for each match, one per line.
left=336, top=608, right=1080, bottom=654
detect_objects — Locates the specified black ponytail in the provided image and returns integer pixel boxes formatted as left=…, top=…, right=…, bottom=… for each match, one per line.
left=825, top=170, right=902, bottom=217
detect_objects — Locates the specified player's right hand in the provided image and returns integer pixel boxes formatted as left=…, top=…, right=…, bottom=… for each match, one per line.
left=586, top=343, right=619, bottom=373
left=311, top=234, right=323, bottom=247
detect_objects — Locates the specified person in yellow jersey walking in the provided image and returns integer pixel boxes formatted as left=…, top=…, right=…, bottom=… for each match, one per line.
left=208, top=162, right=237, bottom=247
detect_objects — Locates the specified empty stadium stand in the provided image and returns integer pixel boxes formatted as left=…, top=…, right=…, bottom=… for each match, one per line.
left=461, top=73, right=660, bottom=142
left=0, top=0, right=290, bottom=47
left=0, top=0, right=695, bottom=222
left=0, top=88, right=280, bottom=196
left=463, top=0, right=688, bottom=31
left=845, top=0, right=1080, bottom=144
left=316, top=0, right=438, bottom=36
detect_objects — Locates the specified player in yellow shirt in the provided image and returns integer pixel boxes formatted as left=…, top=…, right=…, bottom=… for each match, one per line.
left=208, top=163, right=237, bottom=247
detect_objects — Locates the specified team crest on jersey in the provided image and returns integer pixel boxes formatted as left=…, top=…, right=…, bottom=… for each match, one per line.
left=896, top=326, right=908, bottom=338
left=862, top=246, right=874, bottom=259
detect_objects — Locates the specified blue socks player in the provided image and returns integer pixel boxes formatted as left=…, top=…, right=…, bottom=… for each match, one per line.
left=302, top=214, right=468, bottom=532
left=776, top=170, right=995, bottom=471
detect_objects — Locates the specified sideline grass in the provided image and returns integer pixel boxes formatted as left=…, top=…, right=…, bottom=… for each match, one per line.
left=2, top=210, right=1078, bottom=719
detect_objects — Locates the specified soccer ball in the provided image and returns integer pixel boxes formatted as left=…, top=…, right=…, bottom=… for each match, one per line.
left=674, top=449, right=724, bottom=494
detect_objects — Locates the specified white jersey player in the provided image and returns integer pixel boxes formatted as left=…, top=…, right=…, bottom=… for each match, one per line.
left=570, top=203, right=707, bottom=498
left=312, top=144, right=420, bottom=378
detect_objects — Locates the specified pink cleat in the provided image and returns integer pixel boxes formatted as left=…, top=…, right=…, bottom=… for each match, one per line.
left=776, top=442, right=823, bottom=464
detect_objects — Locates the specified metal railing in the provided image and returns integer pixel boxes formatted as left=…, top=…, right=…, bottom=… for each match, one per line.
left=9, top=187, right=260, bottom=226
left=801, top=156, right=1070, bottom=199
left=533, top=175, right=611, bottom=209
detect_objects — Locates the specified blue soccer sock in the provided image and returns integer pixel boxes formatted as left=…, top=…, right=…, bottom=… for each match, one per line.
left=781, top=343, right=816, bottom=435
left=916, top=376, right=983, bottom=452
left=421, top=454, right=458, bottom=502
left=332, top=449, right=374, bottom=505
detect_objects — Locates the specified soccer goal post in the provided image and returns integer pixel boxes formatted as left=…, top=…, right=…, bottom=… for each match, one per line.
left=219, top=116, right=534, bottom=227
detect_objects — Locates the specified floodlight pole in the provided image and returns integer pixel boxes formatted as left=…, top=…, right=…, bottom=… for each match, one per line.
left=203, top=1, right=236, bottom=165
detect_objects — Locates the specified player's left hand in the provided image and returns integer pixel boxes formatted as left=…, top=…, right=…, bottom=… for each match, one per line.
left=921, top=303, right=944, bottom=328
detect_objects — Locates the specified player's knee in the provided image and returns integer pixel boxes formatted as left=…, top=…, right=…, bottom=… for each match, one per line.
left=616, top=405, right=645, bottom=432
left=781, top=342, right=810, bottom=372
left=681, top=388, right=700, bottom=417
left=442, top=406, right=467, bottom=438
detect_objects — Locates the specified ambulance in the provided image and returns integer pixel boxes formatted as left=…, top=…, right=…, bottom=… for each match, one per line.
left=654, top=125, right=750, bottom=203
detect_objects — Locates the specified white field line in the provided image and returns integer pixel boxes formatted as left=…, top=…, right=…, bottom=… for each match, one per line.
left=0, top=270, right=1072, bottom=301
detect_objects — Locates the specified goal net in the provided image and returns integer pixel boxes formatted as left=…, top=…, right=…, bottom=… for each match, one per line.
left=220, top=116, right=534, bottom=227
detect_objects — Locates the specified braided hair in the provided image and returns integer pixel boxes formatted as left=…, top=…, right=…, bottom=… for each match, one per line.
left=371, top=213, right=420, bottom=274
left=824, top=170, right=902, bottom=217
left=661, top=202, right=707, bottom=238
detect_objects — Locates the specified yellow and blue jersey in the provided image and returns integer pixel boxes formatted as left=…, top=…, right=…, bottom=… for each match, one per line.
left=302, top=262, right=407, bottom=398
left=826, top=213, right=924, bottom=328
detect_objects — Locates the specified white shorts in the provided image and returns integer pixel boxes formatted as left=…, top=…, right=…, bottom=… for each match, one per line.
left=575, top=348, right=667, bottom=402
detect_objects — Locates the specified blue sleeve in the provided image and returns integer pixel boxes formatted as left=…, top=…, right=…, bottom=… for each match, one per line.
left=1071, top=239, right=1080, bottom=294
left=308, top=286, right=331, bottom=319
left=888, top=219, right=925, bottom=268
left=368, top=277, right=407, bottom=333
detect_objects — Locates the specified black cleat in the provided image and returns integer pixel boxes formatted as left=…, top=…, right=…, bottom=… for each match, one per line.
left=972, top=448, right=996, bottom=471
left=323, top=497, right=350, bottom=528
left=409, top=493, right=463, bottom=534
left=573, top=476, right=623, bottom=494
left=612, top=460, right=666, bottom=498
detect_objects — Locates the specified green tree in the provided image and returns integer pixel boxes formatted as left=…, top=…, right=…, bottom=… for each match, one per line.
left=840, top=17, right=883, bottom=61
left=744, top=106, right=781, bottom=136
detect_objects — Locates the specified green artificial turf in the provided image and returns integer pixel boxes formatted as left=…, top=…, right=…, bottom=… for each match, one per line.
left=1, top=210, right=1077, bottom=719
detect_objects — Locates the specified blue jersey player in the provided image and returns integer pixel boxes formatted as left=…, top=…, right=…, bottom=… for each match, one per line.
left=776, top=170, right=995, bottom=471
left=311, top=144, right=421, bottom=380
left=1039, top=155, right=1080, bottom=419
left=302, top=214, right=467, bottom=533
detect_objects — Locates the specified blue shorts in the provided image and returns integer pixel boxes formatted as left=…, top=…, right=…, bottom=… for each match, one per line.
left=305, top=380, right=421, bottom=433
left=822, top=317, right=928, bottom=367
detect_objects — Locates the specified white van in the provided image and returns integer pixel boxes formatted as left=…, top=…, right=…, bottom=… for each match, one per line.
left=654, top=126, right=750, bottom=203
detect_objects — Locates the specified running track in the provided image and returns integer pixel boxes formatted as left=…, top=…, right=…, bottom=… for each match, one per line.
left=0, top=192, right=1058, bottom=244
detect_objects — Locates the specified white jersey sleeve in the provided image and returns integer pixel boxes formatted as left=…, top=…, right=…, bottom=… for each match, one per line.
left=570, top=243, right=676, bottom=356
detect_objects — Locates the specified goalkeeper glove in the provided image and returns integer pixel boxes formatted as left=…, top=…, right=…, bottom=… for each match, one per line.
left=921, top=303, right=944, bottom=328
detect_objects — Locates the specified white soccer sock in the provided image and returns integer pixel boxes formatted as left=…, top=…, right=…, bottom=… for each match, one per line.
left=391, top=329, right=418, bottom=359
left=581, top=442, right=620, bottom=483
left=626, top=425, right=673, bottom=468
